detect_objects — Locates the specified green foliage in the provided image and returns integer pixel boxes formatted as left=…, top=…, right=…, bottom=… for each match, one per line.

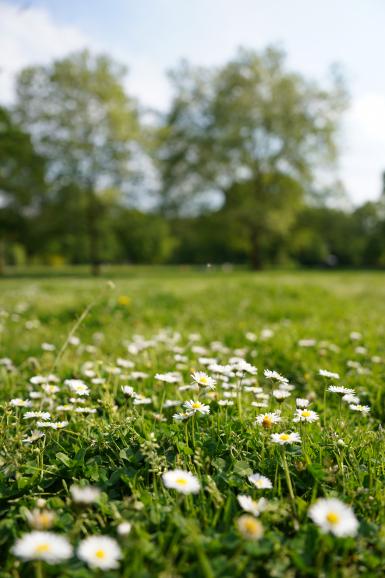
left=0, top=106, right=46, bottom=271
left=3, top=46, right=385, bottom=271
left=14, top=50, right=142, bottom=273
left=113, top=209, right=176, bottom=264
left=157, top=46, right=347, bottom=267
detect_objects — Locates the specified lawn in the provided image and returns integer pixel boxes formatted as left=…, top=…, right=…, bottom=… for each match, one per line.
left=0, top=269, right=385, bottom=577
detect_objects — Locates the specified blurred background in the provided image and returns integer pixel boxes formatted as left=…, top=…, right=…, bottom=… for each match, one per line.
left=1, top=0, right=385, bottom=275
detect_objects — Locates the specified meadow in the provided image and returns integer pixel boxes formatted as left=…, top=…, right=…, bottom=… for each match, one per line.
left=0, top=269, right=385, bottom=578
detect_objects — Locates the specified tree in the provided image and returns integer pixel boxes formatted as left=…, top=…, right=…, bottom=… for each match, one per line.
left=15, top=50, right=142, bottom=275
left=0, top=106, right=46, bottom=273
left=157, top=46, right=348, bottom=268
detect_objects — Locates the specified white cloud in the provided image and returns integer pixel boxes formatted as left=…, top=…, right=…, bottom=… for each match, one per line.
left=0, top=1, right=91, bottom=102
left=340, top=93, right=385, bottom=203
left=0, top=1, right=169, bottom=111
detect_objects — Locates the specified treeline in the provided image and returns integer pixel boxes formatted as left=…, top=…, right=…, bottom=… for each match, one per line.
left=1, top=46, right=385, bottom=273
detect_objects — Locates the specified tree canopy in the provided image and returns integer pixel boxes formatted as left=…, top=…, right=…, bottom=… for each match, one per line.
left=2, top=46, right=385, bottom=272
left=15, top=50, right=142, bottom=274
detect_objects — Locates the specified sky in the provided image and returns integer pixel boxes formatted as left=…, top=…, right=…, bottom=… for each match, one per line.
left=0, top=0, right=384, bottom=204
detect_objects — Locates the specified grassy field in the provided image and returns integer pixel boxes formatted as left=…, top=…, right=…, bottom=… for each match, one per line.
left=0, top=270, right=385, bottom=577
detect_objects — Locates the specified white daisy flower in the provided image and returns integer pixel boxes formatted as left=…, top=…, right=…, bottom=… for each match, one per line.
left=10, top=398, right=32, bottom=408
left=264, top=369, right=288, bottom=383
left=298, top=339, right=316, bottom=347
left=342, top=394, right=360, bottom=404
left=121, top=385, right=136, bottom=397
left=116, top=358, right=134, bottom=368
left=78, top=535, right=122, bottom=569
left=41, top=384, right=60, bottom=395
left=251, top=401, right=269, bottom=408
left=36, top=421, right=68, bottom=429
left=30, top=375, right=47, bottom=385
left=178, top=384, right=198, bottom=392
left=26, top=509, right=55, bottom=530
left=271, top=432, right=301, bottom=445
left=350, top=331, right=362, bottom=341
left=279, top=382, right=295, bottom=391
left=260, top=328, right=273, bottom=340
left=130, top=371, right=149, bottom=380
left=272, top=389, right=291, bottom=401
left=355, top=346, right=367, bottom=355
left=74, top=407, right=97, bottom=414
left=41, top=343, right=56, bottom=352
left=237, top=495, right=267, bottom=516
left=91, top=378, right=105, bottom=385
left=237, top=515, right=264, bottom=540
left=65, top=379, right=90, bottom=396
left=172, top=411, right=190, bottom=421
left=133, top=395, right=152, bottom=405
left=349, top=404, right=370, bottom=414
left=319, top=369, right=340, bottom=379
left=245, top=332, right=257, bottom=342
left=328, top=385, right=355, bottom=395
left=163, top=399, right=181, bottom=408
left=293, top=409, right=319, bottom=423
left=218, top=399, right=234, bottom=406
left=56, top=405, right=74, bottom=412
left=70, top=485, right=101, bottom=504
left=308, top=498, right=359, bottom=537
left=198, top=357, right=217, bottom=366
left=117, top=521, right=132, bottom=536
left=255, top=411, right=281, bottom=429
left=184, top=400, right=210, bottom=415
left=22, top=431, right=45, bottom=444
left=296, top=398, right=310, bottom=408
left=24, top=411, right=51, bottom=420
left=208, top=364, right=235, bottom=377
left=248, top=473, right=273, bottom=489
left=155, top=372, right=181, bottom=383
left=12, top=531, right=72, bottom=563
left=234, top=360, right=258, bottom=375
left=162, top=469, right=200, bottom=494
left=191, top=371, right=216, bottom=389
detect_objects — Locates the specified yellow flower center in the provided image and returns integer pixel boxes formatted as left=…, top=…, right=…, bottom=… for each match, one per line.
left=37, top=513, right=52, bottom=528
left=200, top=377, right=208, bottom=384
left=280, top=434, right=289, bottom=441
left=192, top=402, right=201, bottom=409
left=176, top=478, right=188, bottom=486
left=262, top=416, right=272, bottom=428
left=95, top=549, right=106, bottom=559
left=326, top=512, right=340, bottom=525
left=35, top=543, right=50, bottom=553
left=118, top=295, right=131, bottom=306
left=244, top=519, right=258, bottom=534
left=301, top=410, right=311, bottom=417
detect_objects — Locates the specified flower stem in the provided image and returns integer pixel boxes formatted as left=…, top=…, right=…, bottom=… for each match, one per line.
left=281, top=449, right=297, bottom=518
left=34, top=561, right=44, bottom=578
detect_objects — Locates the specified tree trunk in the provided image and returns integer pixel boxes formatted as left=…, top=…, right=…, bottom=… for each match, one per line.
left=86, top=188, right=101, bottom=276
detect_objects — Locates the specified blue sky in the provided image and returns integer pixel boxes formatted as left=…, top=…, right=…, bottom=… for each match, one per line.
left=1, top=0, right=385, bottom=203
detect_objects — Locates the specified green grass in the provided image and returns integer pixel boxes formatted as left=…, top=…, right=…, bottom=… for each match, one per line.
left=1, top=270, right=385, bottom=577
